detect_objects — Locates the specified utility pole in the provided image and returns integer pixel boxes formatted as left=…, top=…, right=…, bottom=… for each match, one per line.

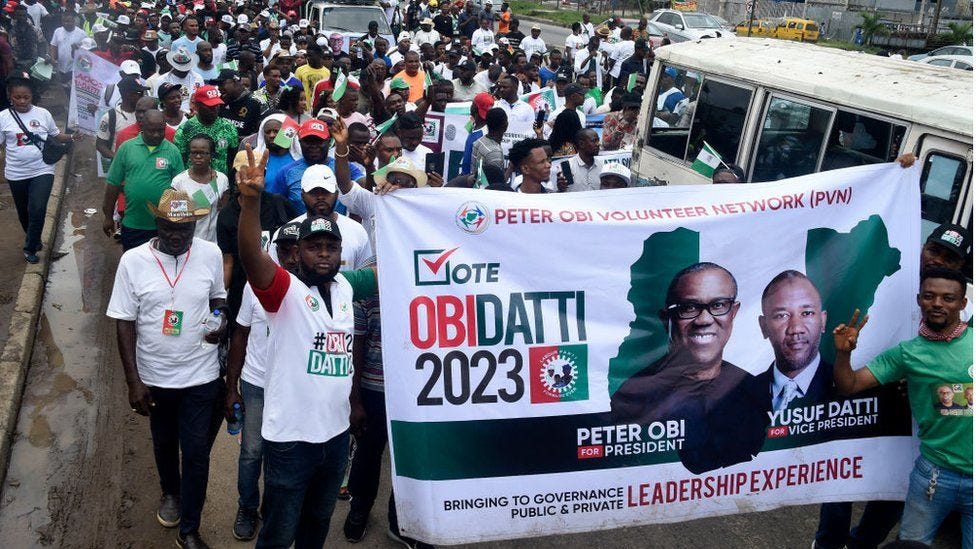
left=746, top=0, right=757, bottom=37
left=928, top=0, right=944, bottom=37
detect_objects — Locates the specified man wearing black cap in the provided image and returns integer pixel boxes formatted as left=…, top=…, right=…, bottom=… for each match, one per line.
left=236, top=148, right=378, bottom=549
left=451, top=59, right=486, bottom=101
left=217, top=69, right=263, bottom=136
left=96, top=74, right=147, bottom=163
left=921, top=223, right=971, bottom=273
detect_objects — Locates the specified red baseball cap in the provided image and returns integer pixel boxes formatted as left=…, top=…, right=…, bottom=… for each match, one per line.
left=298, top=118, right=330, bottom=140
left=193, top=85, right=224, bottom=107
left=473, top=92, right=494, bottom=119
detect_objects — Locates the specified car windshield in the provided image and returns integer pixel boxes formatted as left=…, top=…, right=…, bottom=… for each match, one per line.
left=321, top=7, right=392, bottom=34
left=683, top=14, right=721, bottom=28
left=645, top=22, right=665, bottom=36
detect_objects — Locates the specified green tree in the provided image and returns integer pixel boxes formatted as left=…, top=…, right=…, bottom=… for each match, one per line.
left=939, top=21, right=974, bottom=45
left=859, top=12, right=890, bottom=46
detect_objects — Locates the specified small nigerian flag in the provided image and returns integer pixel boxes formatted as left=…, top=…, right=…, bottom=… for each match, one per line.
left=331, top=69, right=347, bottom=102
left=475, top=159, right=488, bottom=189
left=424, top=70, right=432, bottom=90
left=626, top=72, right=638, bottom=92
left=373, top=156, right=397, bottom=179
left=691, top=141, right=723, bottom=177
left=374, top=113, right=398, bottom=137
left=273, top=116, right=300, bottom=149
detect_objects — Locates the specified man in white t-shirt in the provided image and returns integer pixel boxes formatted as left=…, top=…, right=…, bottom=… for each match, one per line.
left=471, top=17, right=497, bottom=52
left=155, top=48, right=205, bottom=112
left=565, top=22, right=587, bottom=60
left=235, top=150, right=378, bottom=549
left=106, top=190, right=227, bottom=549
left=608, top=26, right=635, bottom=81
left=224, top=220, right=302, bottom=542
left=50, top=13, right=88, bottom=94
left=520, top=25, right=547, bottom=60
left=268, top=164, right=373, bottom=269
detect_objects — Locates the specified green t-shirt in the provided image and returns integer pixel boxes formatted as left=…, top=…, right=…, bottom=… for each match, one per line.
left=173, top=117, right=240, bottom=176
left=867, top=328, right=973, bottom=474
left=341, top=267, right=377, bottom=301
left=106, top=136, right=185, bottom=230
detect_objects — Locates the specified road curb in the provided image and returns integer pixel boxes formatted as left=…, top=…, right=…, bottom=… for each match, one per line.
left=0, top=152, right=71, bottom=487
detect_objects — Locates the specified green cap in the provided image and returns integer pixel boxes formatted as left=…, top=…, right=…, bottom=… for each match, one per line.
left=390, top=77, right=410, bottom=90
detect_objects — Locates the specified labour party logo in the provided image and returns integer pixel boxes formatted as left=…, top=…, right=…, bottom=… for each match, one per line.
left=456, top=202, right=490, bottom=234
left=305, top=294, right=320, bottom=311
left=530, top=344, right=589, bottom=403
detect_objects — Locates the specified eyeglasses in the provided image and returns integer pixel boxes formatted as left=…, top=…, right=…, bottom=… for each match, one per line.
left=189, top=151, right=211, bottom=157
left=666, top=298, right=737, bottom=320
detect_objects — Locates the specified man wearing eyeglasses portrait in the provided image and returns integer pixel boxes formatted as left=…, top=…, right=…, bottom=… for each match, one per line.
left=610, top=262, right=769, bottom=474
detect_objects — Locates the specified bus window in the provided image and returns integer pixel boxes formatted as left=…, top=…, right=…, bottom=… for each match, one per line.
left=751, top=96, right=833, bottom=182
left=684, top=78, right=752, bottom=164
left=821, top=111, right=907, bottom=171
left=646, top=65, right=701, bottom=160
left=920, top=152, right=967, bottom=238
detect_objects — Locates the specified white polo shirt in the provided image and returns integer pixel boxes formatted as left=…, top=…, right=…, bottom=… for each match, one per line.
left=106, top=238, right=226, bottom=389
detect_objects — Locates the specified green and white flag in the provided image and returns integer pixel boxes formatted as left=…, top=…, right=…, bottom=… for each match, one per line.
left=331, top=69, right=347, bottom=102
left=626, top=72, right=638, bottom=92
left=373, top=156, right=397, bottom=179
left=690, top=141, right=723, bottom=177
left=374, top=113, right=398, bottom=137
left=474, top=159, right=488, bottom=189
left=424, top=70, right=433, bottom=89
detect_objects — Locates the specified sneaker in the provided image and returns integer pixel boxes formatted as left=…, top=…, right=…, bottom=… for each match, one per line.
left=156, top=494, right=181, bottom=528
left=232, top=507, right=258, bottom=541
left=343, top=511, right=368, bottom=543
left=176, top=531, right=210, bottom=549
left=387, top=527, right=435, bottom=549
left=338, top=485, right=351, bottom=500
left=23, top=252, right=39, bottom=264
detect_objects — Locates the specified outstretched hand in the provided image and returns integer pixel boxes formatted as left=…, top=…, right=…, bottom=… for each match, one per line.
left=833, top=309, right=869, bottom=353
left=236, top=144, right=269, bottom=199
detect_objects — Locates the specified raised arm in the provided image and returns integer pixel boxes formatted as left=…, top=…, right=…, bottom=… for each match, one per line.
left=832, top=309, right=881, bottom=395
left=236, top=145, right=277, bottom=290
left=332, top=117, right=353, bottom=194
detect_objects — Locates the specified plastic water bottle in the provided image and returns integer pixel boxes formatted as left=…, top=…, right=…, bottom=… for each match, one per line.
left=200, top=310, right=222, bottom=349
left=227, top=403, right=244, bottom=436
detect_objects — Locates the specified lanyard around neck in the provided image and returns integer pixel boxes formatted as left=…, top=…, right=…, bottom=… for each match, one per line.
left=149, top=240, right=192, bottom=290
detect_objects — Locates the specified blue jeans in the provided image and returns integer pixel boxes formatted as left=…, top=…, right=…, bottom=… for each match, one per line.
left=148, top=379, right=220, bottom=536
left=814, top=500, right=903, bottom=549
left=900, top=454, right=973, bottom=547
left=257, top=432, right=350, bottom=549
left=237, top=380, right=265, bottom=512
left=8, top=173, right=54, bottom=254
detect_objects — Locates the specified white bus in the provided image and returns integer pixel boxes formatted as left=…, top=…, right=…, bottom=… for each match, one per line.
left=632, top=38, right=973, bottom=268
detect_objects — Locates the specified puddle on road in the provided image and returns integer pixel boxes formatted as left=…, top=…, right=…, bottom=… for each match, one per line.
left=0, top=144, right=118, bottom=542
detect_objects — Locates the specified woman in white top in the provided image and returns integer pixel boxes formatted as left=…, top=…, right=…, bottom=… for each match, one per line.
left=0, top=76, right=78, bottom=263
left=169, top=134, right=229, bottom=243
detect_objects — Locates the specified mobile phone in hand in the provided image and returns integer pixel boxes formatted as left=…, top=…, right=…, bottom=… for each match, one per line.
left=560, top=160, right=575, bottom=188
left=425, top=151, right=445, bottom=175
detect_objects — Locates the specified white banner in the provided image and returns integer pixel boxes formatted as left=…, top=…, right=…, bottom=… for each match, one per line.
left=375, top=163, right=923, bottom=545
left=68, top=51, right=121, bottom=136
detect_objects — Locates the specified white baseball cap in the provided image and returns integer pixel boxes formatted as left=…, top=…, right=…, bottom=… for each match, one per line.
left=221, top=14, right=234, bottom=25
left=300, top=164, right=338, bottom=193
left=600, top=162, right=631, bottom=185
left=237, top=14, right=249, bottom=25
left=120, top=59, right=142, bottom=75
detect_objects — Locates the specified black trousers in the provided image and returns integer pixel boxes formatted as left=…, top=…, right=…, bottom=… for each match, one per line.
left=148, top=378, right=220, bottom=536
left=347, top=388, right=398, bottom=528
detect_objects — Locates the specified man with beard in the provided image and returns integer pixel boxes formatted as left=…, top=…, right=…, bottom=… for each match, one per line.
left=235, top=146, right=377, bottom=549
left=217, top=70, right=263, bottom=137
left=106, top=190, right=226, bottom=549
left=272, top=119, right=366, bottom=214
left=610, top=262, right=768, bottom=474
left=757, top=271, right=833, bottom=410
left=832, top=268, right=972, bottom=547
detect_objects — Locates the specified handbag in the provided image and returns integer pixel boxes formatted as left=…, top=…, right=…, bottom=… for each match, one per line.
left=7, top=108, right=70, bottom=165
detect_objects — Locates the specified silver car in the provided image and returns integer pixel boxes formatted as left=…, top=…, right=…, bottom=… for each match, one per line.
left=648, top=9, right=735, bottom=42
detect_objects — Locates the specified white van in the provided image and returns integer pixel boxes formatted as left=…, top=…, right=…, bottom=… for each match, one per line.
left=632, top=38, right=973, bottom=267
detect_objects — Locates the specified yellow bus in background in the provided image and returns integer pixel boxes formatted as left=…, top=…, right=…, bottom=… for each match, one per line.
left=736, top=18, right=820, bottom=42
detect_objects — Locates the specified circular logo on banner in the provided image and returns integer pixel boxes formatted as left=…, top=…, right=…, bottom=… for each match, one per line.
left=455, top=201, right=490, bottom=234
left=539, top=349, right=581, bottom=400
left=76, top=55, right=93, bottom=73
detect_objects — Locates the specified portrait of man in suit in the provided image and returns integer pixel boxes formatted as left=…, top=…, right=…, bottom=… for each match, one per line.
left=757, top=270, right=833, bottom=410
left=610, top=262, right=768, bottom=474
